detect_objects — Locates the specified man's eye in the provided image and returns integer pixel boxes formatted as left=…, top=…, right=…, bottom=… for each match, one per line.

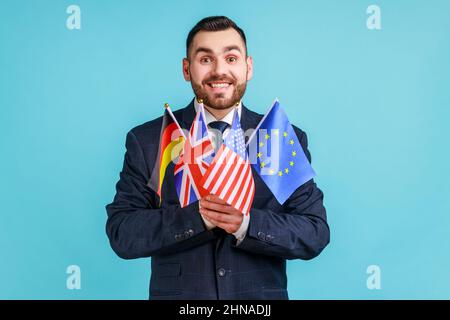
left=201, top=57, right=212, bottom=64
left=227, top=56, right=237, bottom=63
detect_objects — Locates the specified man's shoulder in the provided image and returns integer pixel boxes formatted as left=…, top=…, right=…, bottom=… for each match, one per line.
left=244, top=106, right=264, bottom=122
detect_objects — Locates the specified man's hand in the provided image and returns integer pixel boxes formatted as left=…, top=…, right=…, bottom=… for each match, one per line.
left=199, top=195, right=244, bottom=234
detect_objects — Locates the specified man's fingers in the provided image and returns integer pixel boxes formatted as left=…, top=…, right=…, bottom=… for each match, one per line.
left=200, top=197, right=243, bottom=217
left=200, top=197, right=237, bottom=214
left=200, top=199, right=232, bottom=214
left=201, top=208, right=229, bottom=223
left=201, top=214, right=237, bottom=234
left=203, top=217, right=225, bottom=229
left=201, top=208, right=239, bottom=224
left=204, top=194, right=228, bottom=205
left=200, top=207, right=243, bottom=234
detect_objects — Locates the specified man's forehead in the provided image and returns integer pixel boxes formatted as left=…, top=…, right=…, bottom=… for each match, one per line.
left=191, top=29, right=246, bottom=54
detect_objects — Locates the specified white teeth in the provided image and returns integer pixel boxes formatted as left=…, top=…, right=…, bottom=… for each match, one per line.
left=210, top=83, right=229, bottom=88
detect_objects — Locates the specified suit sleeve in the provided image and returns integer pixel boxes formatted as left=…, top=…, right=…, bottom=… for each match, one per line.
left=105, top=130, right=217, bottom=259
left=235, top=129, right=330, bottom=260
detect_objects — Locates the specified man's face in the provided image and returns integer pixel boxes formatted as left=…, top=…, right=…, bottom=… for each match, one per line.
left=183, top=28, right=253, bottom=110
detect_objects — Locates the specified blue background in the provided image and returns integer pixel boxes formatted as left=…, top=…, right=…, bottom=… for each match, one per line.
left=1, top=0, right=449, bottom=299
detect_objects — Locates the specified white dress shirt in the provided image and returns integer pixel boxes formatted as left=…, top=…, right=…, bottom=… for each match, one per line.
left=194, top=99, right=249, bottom=245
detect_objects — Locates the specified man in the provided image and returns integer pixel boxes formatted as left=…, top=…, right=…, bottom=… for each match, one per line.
left=106, top=16, right=329, bottom=300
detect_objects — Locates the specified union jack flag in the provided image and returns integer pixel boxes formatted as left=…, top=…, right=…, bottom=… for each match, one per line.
left=201, top=109, right=255, bottom=215
left=174, top=105, right=214, bottom=207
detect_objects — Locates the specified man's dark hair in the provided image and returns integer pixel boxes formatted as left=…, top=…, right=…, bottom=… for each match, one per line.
left=186, top=16, right=247, bottom=58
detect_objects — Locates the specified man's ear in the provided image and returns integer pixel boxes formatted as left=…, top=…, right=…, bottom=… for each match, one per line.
left=246, top=56, right=253, bottom=81
left=182, top=58, right=191, bottom=81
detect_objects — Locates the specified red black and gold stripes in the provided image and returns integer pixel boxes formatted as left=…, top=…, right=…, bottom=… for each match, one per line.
left=149, top=105, right=185, bottom=203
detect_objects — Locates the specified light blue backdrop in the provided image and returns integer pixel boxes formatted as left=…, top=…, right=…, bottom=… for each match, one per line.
left=1, top=0, right=449, bottom=299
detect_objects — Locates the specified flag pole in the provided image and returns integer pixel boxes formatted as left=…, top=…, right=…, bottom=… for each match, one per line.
left=164, top=102, right=187, bottom=140
left=245, top=97, right=279, bottom=147
left=197, top=99, right=215, bottom=143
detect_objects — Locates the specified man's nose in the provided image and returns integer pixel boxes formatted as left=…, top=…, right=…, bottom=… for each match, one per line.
left=213, top=58, right=227, bottom=75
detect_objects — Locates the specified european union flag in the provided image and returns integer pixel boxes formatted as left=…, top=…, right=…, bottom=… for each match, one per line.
left=250, top=100, right=316, bottom=204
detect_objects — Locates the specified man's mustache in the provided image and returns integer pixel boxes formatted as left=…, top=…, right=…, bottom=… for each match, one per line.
left=203, top=77, right=236, bottom=85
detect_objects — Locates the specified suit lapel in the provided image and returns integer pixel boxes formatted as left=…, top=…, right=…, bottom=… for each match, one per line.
left=240, top=103, right=259, bottom=132
left=241, top=103, right=261, bottom=146
left=180, top=99, right=196, bottom=131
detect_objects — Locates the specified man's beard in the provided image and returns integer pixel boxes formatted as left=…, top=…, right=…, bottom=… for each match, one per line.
left=191, top=77, right=247, bottom=110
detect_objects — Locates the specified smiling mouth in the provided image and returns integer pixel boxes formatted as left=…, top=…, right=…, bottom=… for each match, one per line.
left=206, top=82, right=232, bottom=89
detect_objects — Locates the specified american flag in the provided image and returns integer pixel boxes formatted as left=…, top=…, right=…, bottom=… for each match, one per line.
left=201, top=109, right=255, bottom=215
left=174, top=105, right=214, bottom=207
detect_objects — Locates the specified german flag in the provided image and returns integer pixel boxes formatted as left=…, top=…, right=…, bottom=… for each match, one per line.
left=149, top=105, right=185, bottom=203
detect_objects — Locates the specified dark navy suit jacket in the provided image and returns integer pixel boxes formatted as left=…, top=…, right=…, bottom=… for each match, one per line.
left=105, top=99, right=330, bottom=300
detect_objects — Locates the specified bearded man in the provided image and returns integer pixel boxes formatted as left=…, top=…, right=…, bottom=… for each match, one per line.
left=106, top=16, right=329, bottom=300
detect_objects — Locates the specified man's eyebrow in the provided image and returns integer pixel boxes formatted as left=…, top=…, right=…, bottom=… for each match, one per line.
left=194, top=47, right=214, bottom=56
left=223, top=45, right=242, bottom=54
left=193, top=45, right=243, bottom=56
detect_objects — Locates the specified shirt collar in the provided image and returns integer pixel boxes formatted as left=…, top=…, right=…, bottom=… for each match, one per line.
left=193, top=98, right=242, bottom=127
